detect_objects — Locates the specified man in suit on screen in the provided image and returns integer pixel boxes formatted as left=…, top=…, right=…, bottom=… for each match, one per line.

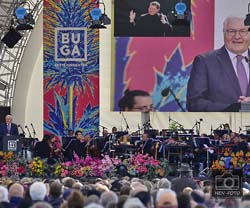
left=187, top=16, right=250, bottom=112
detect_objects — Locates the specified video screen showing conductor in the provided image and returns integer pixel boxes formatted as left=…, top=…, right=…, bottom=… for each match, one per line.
left=114, top=0, right=191, bottom=37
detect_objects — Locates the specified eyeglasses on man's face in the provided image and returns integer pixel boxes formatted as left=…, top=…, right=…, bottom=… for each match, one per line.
left=225, top=29, right=249, bottom=37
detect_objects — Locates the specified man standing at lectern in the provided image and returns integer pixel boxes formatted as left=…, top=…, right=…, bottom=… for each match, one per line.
left=187, top=16, right=250, bottom=111
left=0, top=115, right=19, bottom=136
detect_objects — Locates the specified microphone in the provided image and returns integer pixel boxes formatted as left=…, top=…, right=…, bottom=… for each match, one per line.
left=161, top=87, right=171, bottom=97
left=161, top=87, right=186, bottom=112
left=18, top=124, right=25, bottom=136
left=25, top=125, right=32, bottom=138
left=30, top=123, right=36, bottom=137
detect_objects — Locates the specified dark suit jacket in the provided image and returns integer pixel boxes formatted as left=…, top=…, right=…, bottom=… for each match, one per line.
left=0, top=123, right=19, bottom=136
left=187, top=46, right=250, bottom=112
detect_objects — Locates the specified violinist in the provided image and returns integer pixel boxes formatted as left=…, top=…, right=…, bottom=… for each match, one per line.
left=33, top=134, right=59, bottom=164
left=84, top=134, right=97, bottom=157
left=73, top=130, right=87, bottom=158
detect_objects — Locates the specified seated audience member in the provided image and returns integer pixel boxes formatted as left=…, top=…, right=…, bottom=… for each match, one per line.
left=31, top=202, right=53, bottom=208
left=157, top=178, right=171, bottom=189
left=134, top=191, right=152, bottom=208
left=9, top=182, right=25, bottom=208
left=48, top=181, right=64, bottom=208
left=118, top=89, right=154, bottom=112
left=177, top=192, right=192, bottom=208
left=156, top=189, right=178, bottom=208
left=100, top=191, right=118, bottom=207
left=171, top=163, right=199, bottom=194
left=123, top=197, right=145, bottom=208
left=0, top=185, right=11, bottom=207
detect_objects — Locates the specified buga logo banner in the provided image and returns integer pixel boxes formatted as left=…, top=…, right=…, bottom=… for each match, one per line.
left=55, top=27, right=87, bottom=62
left=44, top=0, right=99, bottom=137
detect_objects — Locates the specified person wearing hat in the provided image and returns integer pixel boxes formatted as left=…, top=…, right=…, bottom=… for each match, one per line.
left=171, top=163, right=199, bottom=194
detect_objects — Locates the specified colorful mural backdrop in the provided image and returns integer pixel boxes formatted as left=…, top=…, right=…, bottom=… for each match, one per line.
left=44, top=0, right=99, bottom=136
left=113, top=0, right=214, bottom=112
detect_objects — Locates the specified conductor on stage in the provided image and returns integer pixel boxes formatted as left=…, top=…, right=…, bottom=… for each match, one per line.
left=0, top=115, right=19, bottom=136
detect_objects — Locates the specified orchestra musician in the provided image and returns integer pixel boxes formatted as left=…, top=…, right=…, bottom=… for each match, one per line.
left=137, top=133, right=153, bottom=155
left=33, top=134, right=60, bottom=164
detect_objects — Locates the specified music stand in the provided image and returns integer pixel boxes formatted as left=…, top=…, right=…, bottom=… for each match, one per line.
left=193, top=137, right=214, bottom=176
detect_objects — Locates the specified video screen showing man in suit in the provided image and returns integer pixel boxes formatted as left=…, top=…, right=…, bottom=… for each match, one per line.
left=187, top=16, right=250, bottom=112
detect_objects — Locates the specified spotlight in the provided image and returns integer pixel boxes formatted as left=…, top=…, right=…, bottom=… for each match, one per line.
left=89, top=1, right=111, bottom=29
left=1, top=27, right=22, bottom=48
left=171, top=1, right=191, bottom=26
left=13, top=4, right=35, bottom=31
left=90, top=8, right=106, bottom=28
left=175, top=2, right=187, bottom=19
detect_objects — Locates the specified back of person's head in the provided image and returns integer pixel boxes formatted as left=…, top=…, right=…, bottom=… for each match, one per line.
left=156, top=189, right=178, bottom=208
left=85, top=202, right=104, bottom=208
left=117, top=195, right=128, bottom=208
left=120, top=185, right=131, bottom=196
left=143, top=180, right=153, bottom=192
left=0, top=185, right=9, bottom=202
left=123, top=197, right=146, bottom=208
left=134, top=191, right=151, bottom=208
left=157, top=178, right=171, bottom=189
left=67, top=190, right=85, bottom=208
left=100, top=191, right=118, bottom=207
left=72, top=181, right=83, bottom=190
left=29, top=182, right=47, bottom=201
left=9, top=182, right=24, bottom=198
left=190, top=189, right=205, bottom=205
left=177, top=192, right=191, bottom=208
left=62, top=177, right=75, bottom=188
left=220, top=197, right=239, bottom=208
left=85, top=194, right=100, bottom=206
left=183, top=187, right=193, bottom=195
left=130, top=182, right=148, bottom=197
left=31, top=201, right=53, bottom=208
left=49, top=181, right=62, bottom=198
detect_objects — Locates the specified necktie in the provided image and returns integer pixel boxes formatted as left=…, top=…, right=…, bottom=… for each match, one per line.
left=236, top=55, right=248, bottom=96
left=7, top=124, right=10, bottom=133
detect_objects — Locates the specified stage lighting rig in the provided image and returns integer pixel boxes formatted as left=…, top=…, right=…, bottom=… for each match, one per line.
left=12, top=1, right=35, bottom=31
left=90, top=1, right=111, bottom=29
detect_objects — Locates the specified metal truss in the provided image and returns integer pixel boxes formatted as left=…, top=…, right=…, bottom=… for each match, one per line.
left=0, top=0, right=42, bottom=107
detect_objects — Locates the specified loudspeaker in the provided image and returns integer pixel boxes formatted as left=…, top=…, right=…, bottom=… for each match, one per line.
left=1, top=28, right=22, bottom=48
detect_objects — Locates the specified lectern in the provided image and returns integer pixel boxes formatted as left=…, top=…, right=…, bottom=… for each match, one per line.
left=2, top=136, right=21, bottom=154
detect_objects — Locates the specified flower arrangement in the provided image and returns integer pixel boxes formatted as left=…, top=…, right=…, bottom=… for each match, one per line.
left=210, top=150, right=250, bottom=176
left=0, top=152, right=170, bottom=179
left=123, top=154, right=170, bottom=179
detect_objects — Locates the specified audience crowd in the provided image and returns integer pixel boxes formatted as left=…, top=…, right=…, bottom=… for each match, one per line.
left=0, top=163, right=250, bottom=208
